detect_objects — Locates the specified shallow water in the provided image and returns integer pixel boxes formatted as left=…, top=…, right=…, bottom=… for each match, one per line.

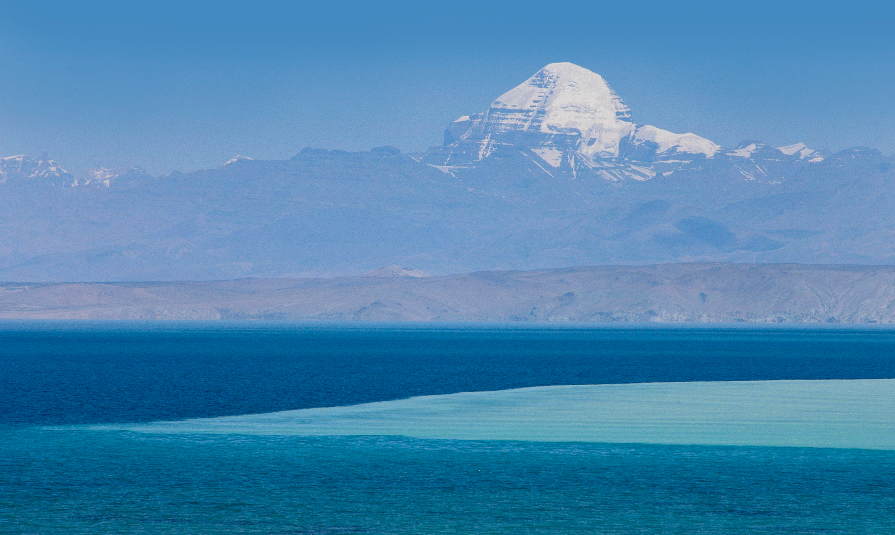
left=97, top=379, right=895, bottom=449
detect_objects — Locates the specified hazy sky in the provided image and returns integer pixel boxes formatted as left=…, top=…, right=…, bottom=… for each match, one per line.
left=1, top=0, right=893, bottom=175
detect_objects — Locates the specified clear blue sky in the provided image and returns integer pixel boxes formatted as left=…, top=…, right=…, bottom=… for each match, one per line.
left=1, top=0, right=893, bottom=174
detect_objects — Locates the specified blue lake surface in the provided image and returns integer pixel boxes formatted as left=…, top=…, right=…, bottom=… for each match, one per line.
left=2, top=322, right=895, bottom=533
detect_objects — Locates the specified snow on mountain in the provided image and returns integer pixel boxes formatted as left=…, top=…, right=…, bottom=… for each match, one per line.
left=720, top=140, right=832, bottom=181
left=76, top=167, right=151, bottom=187
left=631, top=125, right=720, bottom=157
left=530, top=147, right=564, bottom=168
left=728, top=141, right=826, bottom=165
left=485, top=62, right=634, bottom=159
left=0, top=65, right=839, bottom=193
left=777, top=142, right=808, bottom=157
left=80, top=168, right=117, bottom=187
left=0, top=154, right=73, bottom=186
left=727, top=143, right=761, bottom=158
left=777, top=142, right=825, bottom=162
left=224, top=155, right=254, bottom=166
left=427, top=63, right=839, bottom=184
left=428, top=62, right=719, bottom=179
left=0, top=154, right=154, bottom=188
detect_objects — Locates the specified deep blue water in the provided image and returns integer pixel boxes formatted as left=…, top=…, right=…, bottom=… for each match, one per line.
left=3, top=322, right=895, bottom=427
left=2, top=323, right=895, bottom=533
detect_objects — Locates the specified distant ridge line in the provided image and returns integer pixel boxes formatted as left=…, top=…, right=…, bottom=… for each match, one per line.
left=2, top=263, right=895, bottom=323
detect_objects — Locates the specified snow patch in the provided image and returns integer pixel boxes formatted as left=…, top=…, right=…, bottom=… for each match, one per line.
left=634, top=125, right=719, bottom=158
left=727, top=143, right=759, bottom=158
left=83, top=168, right=115, bottom=187
left=627, top=165, right=657, bottom=180
left=778, top=142, right=807, bottom=156
left=778, top=143, right=824, bottom=162
left=224, top=155, right=254, bottom=166
left=531, top=146, right=564, bottom=168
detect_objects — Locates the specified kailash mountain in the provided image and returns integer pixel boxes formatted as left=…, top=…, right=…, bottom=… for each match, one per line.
left=0, top=62, right=892, bottom=282
left=425, top=62, right=831, bottom=183
left=426, top=62, right=721, bottom=181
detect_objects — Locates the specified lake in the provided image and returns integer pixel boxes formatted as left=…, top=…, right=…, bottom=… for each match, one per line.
left=2, top=323, right=894, bottom=533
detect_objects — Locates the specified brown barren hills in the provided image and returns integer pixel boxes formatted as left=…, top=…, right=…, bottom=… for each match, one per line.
left=2, top=263, right=895, bottom=323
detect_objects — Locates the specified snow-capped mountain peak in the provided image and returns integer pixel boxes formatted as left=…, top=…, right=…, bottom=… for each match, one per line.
left=777, top=142, right=825, bottom=162
left=632, top=125, right=720, bottom=158
left=0, top=154, right=155, bottom=188
left=224, top=155, right=254, bottom=166
left=493, top=62, right=630, bottom=118
left=727, top=142, right=763, bottom=158
left=428, top=62, right=719, bottom=180
left=0, top=154, right=72, bottom=186
left=487, top=62, right=634, bottom=159
left=778, top=142, right=808, bottom=156
left=67, top=166, right=151, bottom=187
left=84, top=168, right=116, bottom=187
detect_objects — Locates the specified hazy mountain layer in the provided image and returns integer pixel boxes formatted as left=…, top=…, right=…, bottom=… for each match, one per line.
left=0, top=144, right=892, bottom=281
left=0, top=63, right=892, bottom=282
left=2, top=263, right=894, bottom=323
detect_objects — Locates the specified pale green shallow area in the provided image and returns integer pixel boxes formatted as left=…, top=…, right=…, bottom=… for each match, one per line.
left=92, top=379, right=895, bottom=450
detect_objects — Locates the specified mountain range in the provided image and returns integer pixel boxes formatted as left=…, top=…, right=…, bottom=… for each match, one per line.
left=1, top=62, right=893, bottom=282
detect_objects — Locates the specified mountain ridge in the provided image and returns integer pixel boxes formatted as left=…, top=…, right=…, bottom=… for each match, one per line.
left=2, top=263, right=895, bottom=323
left=424, top=62, right=830, bottom=182
left=0, top=62, right=891, bottom=282
left=1, top=63, right=878, bottom=187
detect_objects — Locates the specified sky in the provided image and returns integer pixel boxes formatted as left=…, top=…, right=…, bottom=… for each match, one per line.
left=0, top=0, right=893, bottom=175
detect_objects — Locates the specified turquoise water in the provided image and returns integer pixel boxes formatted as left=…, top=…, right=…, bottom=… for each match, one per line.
left=2, top=324, right=895, bottom=533
left=3, top=431, right=894, bottom=533
left=107, top=380, right=895, bottom=449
